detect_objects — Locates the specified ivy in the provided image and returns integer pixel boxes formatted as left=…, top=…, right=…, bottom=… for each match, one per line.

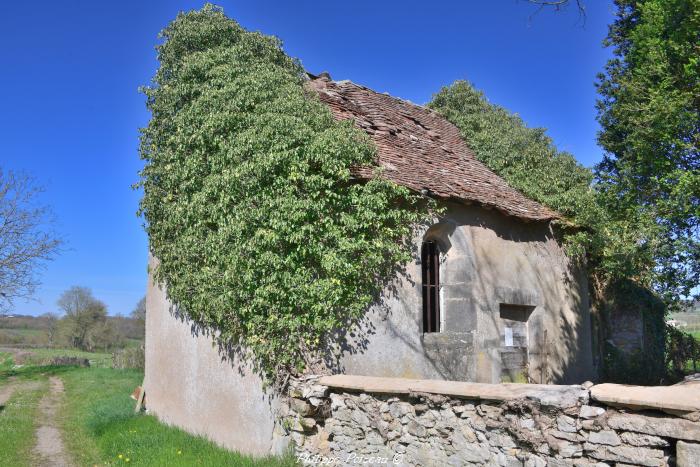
left=428, top=81, right=603, bottom=261
left=138, top=5, right=430, bottom=380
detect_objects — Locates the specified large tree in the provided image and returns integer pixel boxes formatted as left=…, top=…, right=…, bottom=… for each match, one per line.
left=596, top=0, right=700, bottom=304
left=0, top=169, right=62, bottom=311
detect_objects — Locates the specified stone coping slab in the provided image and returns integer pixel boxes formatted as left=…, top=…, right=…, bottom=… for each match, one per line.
left=591, top=383, right=700, bottom=413
left=316, top=375, right=588, bottom=409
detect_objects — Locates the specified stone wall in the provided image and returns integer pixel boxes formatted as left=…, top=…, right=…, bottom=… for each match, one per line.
left=284, top=375, right=700, bottom=466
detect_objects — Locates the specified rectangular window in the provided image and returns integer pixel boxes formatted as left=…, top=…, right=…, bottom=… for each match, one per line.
left=422, top=241, right=440, bottom=333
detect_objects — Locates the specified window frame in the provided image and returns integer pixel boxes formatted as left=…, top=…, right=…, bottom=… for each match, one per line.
left=421, top=240, right=441, bottom=333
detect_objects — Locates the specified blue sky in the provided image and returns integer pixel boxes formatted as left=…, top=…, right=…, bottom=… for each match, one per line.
left=1, top=0, right=615, bottom=316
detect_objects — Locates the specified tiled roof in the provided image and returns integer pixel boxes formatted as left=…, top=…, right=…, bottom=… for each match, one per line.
left=307, top=74, right=559, bottom=222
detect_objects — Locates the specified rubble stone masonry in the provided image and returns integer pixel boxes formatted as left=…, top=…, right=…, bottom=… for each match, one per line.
left=282, top=375, right=700, bottom=466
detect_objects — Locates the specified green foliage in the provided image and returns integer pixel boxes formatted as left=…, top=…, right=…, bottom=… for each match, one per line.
left=428, top=81, right=608, bottom=262
left=666, top=324, right=700, bottom=376
left=599, top=280, right=667, bottom=384
left=429, top=81, right=597, bottom=225
left=596, top=0, right=700, bottom=304
left=57, top=286, right=124, bottom=351
left=138, top=5, right=429, bottom=379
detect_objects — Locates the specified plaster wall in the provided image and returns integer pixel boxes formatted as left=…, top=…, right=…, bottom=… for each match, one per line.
left=335, top=202, right=595, bottom=384
left=144, top=256, right=288, bottom=456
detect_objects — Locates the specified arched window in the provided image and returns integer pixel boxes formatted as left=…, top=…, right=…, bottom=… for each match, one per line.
left=421, top=240, right=441, bottom=333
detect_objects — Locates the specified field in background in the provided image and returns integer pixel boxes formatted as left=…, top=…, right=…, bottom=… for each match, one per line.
left=0, top=314, right=144, bottom=349
left=669, top=312, right=700, bottom=335
left=0, top=351, right=296, bottom=466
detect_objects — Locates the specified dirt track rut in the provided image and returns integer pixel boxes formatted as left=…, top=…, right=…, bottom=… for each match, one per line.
left=32, top=376, right=73, bottom=467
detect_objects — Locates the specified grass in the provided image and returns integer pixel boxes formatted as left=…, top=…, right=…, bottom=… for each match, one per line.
left=0, top=328, right=47, bottom=338
left=0, top=351, right=13, bottom=372
left=0, top=347, right=297, bottom=466
left=59, top=367, right=296, bottom=466
left=0, top=380, right=48, bottom=467
left=23, top=348, right=112, bottom=368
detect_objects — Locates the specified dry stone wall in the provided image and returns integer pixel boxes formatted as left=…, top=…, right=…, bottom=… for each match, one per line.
left=282, top=375, right=700, bottom=466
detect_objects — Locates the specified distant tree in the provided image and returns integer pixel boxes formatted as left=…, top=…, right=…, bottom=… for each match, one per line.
left=0, top=169, right=62, bottom=311
left=42, top=312, right=59, bottom=346
left=130, top=296, right=146, bottom=338
left=131, top=296, right=146, bottom=322
left=57, top=286, right=120, bottom=351
left=525, top=0, right=584, bottom=12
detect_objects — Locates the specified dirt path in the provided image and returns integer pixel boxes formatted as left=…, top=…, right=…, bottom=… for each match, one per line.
left=0, top=378, right=42, bottom=407
left=0, top=382, right=16, bottom=409
left=32, top=377, right=73, bottom=467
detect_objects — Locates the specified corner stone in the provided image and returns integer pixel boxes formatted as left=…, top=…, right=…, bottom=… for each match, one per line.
left=677, top=441, right=700, bottom=467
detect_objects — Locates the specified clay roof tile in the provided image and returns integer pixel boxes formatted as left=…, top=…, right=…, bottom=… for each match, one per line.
left=307, top=76, right=559, bottom=222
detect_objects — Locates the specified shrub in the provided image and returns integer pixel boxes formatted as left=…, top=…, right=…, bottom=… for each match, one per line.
left=111, top=345, right=145, bottom=370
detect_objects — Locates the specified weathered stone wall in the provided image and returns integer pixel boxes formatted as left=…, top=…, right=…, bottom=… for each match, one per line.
left=284, top=375, right=700, bottom=466
left=333, top=201, right=595, bottom=385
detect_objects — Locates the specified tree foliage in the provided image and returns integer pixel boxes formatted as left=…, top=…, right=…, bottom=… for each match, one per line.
left=57, top=286, right=121, bottom=351
left=596, top=0, right=700, bottom=305
left=138, top=5, right=428, bottom=379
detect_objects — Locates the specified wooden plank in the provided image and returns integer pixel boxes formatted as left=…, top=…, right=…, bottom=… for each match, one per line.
left=134, top=383, right=145, bottom=413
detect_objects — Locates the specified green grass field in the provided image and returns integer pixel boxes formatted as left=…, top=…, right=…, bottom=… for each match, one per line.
left=25, top=348, right=113, bottom=368
left=0, top=352, right=296, bottom=466
left=1, top=328, right=47, bottom=338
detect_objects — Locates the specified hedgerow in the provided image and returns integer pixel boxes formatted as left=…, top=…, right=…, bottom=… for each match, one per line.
left=137, top=5, right=429, bottom=380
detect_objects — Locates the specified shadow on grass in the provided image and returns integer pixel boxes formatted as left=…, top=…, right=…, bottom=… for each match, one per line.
left=0, top=364, right=81, bottom=381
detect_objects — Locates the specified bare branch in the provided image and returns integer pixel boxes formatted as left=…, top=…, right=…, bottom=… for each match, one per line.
left=521, top=0, right=587, bottom=25
left=0, top=168, right=63, bottom=311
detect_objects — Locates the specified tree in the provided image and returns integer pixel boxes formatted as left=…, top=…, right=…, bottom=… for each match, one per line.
left=596, top=0, right=700, bottom=305
left=138, top=5, right=429, bottom=380
left=0, top=169, right=62, bottom=311
left=42, top=312, right=59, bottom=346
left=57, top=286, right=118, bottom=351
left=125, top=296, right=146, bottom=339
left=131, top=296, right=145, bottom=322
